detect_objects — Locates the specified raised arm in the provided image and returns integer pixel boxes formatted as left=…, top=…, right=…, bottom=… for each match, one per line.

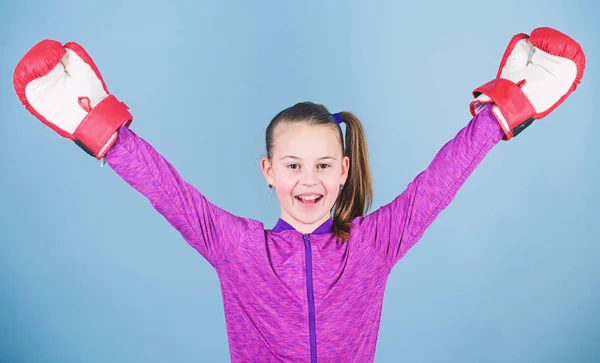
left=13, top=39, right=259, bottom=267
left=360, top=105, right=503, bottom=271
left=105, top=126, right=259, bottom=267
left=359, top=27, right=585, bottom=272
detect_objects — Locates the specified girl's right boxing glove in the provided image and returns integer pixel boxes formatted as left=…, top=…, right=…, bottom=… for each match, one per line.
left=469, top=27, right=586, bottom=141
left=13, top=40, right=133, bottom=160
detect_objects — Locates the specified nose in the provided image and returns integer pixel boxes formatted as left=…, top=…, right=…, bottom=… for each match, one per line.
left=299, top=168, right=319, bottom=187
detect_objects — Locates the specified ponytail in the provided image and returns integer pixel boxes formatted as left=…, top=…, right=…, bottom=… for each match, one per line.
left=332, top=111, right=373, bottom=242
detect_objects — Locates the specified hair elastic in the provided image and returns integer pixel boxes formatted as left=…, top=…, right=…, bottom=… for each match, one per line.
left=332, top=113, right=343, bottom=124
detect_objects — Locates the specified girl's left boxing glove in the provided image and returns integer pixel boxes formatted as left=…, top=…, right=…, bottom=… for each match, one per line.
left=470, top=27, right=586, bottom=141
left=13, top=40, right=133, bottom=160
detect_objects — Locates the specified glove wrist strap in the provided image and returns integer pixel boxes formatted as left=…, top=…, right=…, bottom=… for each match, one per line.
left=72, top=95, right=133, bottom=159
left=470, top=78, right=536, bottom=140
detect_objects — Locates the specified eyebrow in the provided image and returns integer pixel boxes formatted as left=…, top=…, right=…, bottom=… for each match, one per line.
left=279, top=156, right=338, bottom=161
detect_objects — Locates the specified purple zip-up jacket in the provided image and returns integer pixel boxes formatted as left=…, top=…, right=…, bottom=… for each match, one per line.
left=104, top=105, right=504, bottom=362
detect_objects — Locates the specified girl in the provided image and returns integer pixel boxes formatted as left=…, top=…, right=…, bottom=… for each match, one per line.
left=13, top=27, right=585, bottom=362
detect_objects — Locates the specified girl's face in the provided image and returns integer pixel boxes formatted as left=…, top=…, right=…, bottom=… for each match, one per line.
left=261, top=122, right=349, bottom=233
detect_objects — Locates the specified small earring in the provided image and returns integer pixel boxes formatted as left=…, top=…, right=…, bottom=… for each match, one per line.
left=268, top=184, right=274, bottom=189
left=339, top=184, right=344, bottom=190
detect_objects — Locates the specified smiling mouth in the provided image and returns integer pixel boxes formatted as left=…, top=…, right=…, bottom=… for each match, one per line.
left=295, top=195, right=324, bottom=204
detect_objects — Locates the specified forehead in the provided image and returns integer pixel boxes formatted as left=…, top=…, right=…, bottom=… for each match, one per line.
left=272, top=122, right=342, bottom=159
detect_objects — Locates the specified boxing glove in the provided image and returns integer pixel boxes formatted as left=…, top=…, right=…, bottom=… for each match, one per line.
left=13, top=40, right=133, bottom=159
left=470, top=27, right=586, bottom=140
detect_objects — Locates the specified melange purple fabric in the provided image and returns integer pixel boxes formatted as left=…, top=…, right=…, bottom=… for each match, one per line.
left=104, top=105, right=504, bottom=362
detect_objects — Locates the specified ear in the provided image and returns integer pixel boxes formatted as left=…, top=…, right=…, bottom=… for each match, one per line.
left=340, top=155, right=350, bottom=185
left=260, top=156, right=275, bottom=186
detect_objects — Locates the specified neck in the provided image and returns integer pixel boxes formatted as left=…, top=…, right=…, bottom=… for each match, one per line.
left=280, top=213, right=332, bottom=234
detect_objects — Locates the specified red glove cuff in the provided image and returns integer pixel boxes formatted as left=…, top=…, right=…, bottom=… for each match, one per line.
left=470, top=78, right=537, bottom=141
left=72, top=95, right=133, bottom=159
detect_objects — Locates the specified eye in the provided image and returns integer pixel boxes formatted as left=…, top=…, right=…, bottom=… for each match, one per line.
left=287, top=163, right=300, bottom=169
left=318, top=163, right=330, bottom=169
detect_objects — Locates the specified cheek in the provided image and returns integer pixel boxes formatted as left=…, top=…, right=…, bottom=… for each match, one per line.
left=273, top=169, right=296, bottom=196
left=323, top=174, right=342, bottom=196
left=275, top=184, right=294, bottom=200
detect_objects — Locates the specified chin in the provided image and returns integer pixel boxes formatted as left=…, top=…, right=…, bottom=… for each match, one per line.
left=288, top=201, right=334, bottom=225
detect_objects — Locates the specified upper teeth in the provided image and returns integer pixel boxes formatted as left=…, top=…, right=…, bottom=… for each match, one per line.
left=299, top=195, right=320, bottom=200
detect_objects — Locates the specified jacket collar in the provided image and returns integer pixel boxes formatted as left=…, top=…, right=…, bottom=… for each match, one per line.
left=271, top=217, right=333, bottom=235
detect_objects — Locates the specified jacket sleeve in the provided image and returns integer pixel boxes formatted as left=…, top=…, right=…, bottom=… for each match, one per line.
left=358, top=105, right=505, bottom=272
left=104, top=126, right=259, bottom=268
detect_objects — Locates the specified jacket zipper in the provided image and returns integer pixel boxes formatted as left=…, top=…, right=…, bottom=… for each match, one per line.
left=303, top=233, right=317, bottom=363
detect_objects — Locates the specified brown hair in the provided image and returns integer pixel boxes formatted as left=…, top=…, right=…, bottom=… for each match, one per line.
left=265, top=102, right=373, bottom=241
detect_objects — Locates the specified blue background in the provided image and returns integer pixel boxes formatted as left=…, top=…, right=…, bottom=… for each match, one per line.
left=1, top=0, right=598, bottom=362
